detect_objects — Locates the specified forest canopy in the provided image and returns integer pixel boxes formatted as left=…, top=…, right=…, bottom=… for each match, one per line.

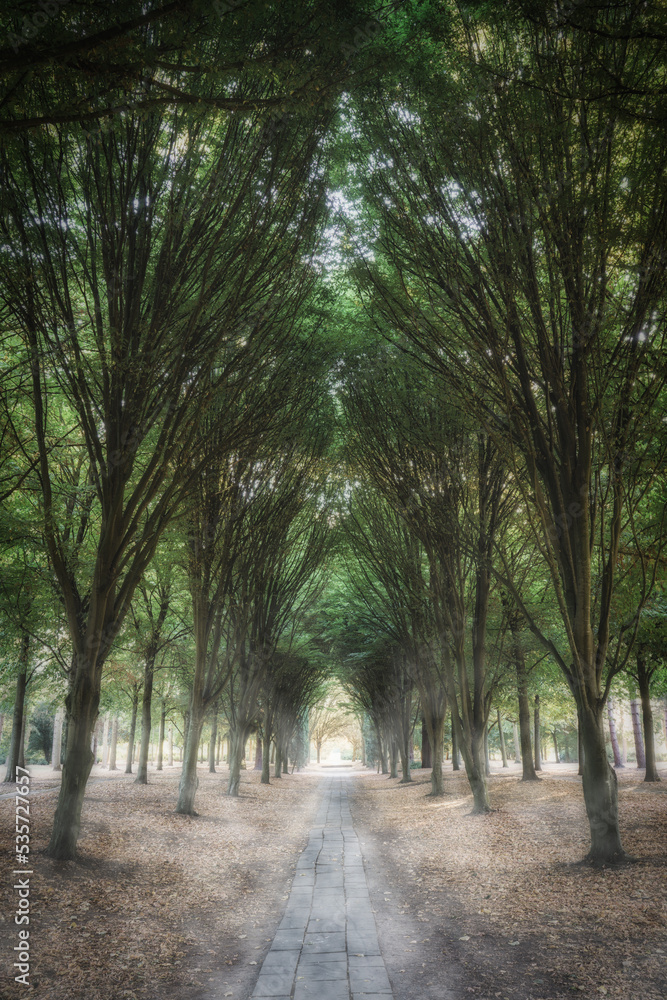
left=0, top=0, right=665, bottom=872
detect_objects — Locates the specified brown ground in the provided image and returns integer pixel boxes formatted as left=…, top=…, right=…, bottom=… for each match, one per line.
left=349, top=763, right=667, bottom=1000
left=0, top=761, right=665, bottom=1000
left=0, top=765, right=321, bottom=1000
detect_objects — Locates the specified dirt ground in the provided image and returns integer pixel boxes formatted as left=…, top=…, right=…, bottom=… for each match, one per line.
left=349, top=762, right=667, bottom=1000
left=1, top=761, right=665, bottom=1000
left=0, top=764, right=321, bottom=1000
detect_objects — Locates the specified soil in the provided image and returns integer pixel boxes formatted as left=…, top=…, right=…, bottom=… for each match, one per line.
left=1, top=760, right=665, bottom=1000
left=349, top=762, right=667, bottom=1000
left=0, top=764, right=321, bottom=1000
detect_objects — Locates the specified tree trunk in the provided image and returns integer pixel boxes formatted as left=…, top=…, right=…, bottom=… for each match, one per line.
left=497, top=710, right=508, bottom=767
left=227, top=728, right=245, bottom=796
left=630, top=699, right=646, bottom=769
left=399, top=746, right=411, bottom=782
left=316, top=740, right=321, bottom=764
left=579, top=705, right=625, bottom=864
left=399, top=729, right=412, bottom=782
left=534, top=695, right=542, bottom=771
left=563, top=730, right=572, bottom=763
left=426, top=713, right=445, bottom=796
left=636, top=660, right=660, bottom=782
left=4, top=634, right=29, bottom=783
left=578, top=724, right=584, bottom=776
left=136, top=656, right=156, bottom=783
left=607, top=697, right=624, bottom=768
left=254, top=736, right=263, bottom=771
left=156, top=702, right=166, bottom=771
left=51, top=708, right=64, bottom=772
left=389, top=740, right=398, bottom=779
left=378, top=731, right=388, bottom=774
left=209, top=706, right=218, bottom=774
left=261, top=732, right=271, bottom=784
left=467, top=730, right=491, bottom=813
left=552, top=729, right=559, bottom=764
left=421, top=716, right=432, bottom=768
left=18, top=713, right=27, bottom=770
left=451, top=719, right=460, bottom=771
left=274, top=745, right=282, bottom=779
left=108, top=716, right=118, bottom=770
left=176, top=706, right=203, bottom=814
left=183, top=710, right=190, bottom=761
left=125, top=687, right=139, bottom=774
left=282, top=746, right=289, bottom=775
left=47, top=656, right=100, bottom=859
left=100, top=712, right=109, bottom=767
left=483, top=725, right=491, bottom=777
left=514, top=644, right=537, bottom=779
left=168, top=723, right=173, bottom=767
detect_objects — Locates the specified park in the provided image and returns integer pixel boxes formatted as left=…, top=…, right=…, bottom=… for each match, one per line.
left=0, top=1, right=666, bottom=998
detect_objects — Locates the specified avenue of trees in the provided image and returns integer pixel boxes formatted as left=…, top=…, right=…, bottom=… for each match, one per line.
left=1, top=0, right=666, bottom=866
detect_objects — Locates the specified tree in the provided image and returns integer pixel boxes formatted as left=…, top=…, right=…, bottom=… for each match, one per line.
left=0, top=0, right=384, bottom=134
left=309, top=684, right=355, bottom=763
left=351, top=2, right=667, bottom=861
left=625, top=598, right=667, bottom=782
left=340, top=486, right=446, bottom=791
left=263, top=651, right=326, bottom=780
left=223, top=455, right=332, bottom=796
left=343, top=354, right=513, bottom=811
left=127, top=563, right=186, bottom=783
left=0, top=68, right=334, bottom=854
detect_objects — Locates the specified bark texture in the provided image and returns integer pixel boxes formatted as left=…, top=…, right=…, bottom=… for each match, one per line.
left=636, top=658, right=660, bottom=782
left=607, top=697, right=624, bottom=769
left=3, top=633, right=29, bottom=783
left=630, top=699, right=646, bottom=769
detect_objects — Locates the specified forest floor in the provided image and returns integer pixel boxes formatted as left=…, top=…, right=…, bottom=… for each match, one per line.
left=0, top=761, right=665, bottom=1000
left=0, top=765, right=322, bottom=1000
left=349, top=762, right=667, bottom=1000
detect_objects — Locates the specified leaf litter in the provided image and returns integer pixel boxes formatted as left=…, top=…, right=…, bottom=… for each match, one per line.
left=0, top=767, right=321, bottom=1000
left=348, top=764, right=667, bottom=1000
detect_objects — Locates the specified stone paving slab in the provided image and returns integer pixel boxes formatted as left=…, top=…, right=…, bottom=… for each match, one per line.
left=261, top=951, right=301, bottom=972
left=293, top=981, right=350, bottom=1000
left=254, top=973, right=296, bottom=996
left=298, top=951, right=348, bottom=965
left=270, top=929, right=306, bottom=951
left=296, top=960, right=348, bottom=980
left=348, top=957, right=386, bottom=969
left=250, top=775, right=394, bottom=1000
left=280, top=910, right=311, bottom=930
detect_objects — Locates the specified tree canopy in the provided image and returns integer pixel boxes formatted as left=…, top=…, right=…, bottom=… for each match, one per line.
left=0, top=0, right=665, bottom=867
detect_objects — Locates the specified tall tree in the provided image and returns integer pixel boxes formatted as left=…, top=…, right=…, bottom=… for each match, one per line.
left=352, top=2, right=667, bottom=861
left=0, top=87, right=331, bottom=857
left=0, top=0, right=383, bottom=133
left=344, top=356, right=512, bottom=810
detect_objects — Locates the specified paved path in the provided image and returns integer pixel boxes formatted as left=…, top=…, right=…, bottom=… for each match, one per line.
left=251, top=774, right=394, bottom=1000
